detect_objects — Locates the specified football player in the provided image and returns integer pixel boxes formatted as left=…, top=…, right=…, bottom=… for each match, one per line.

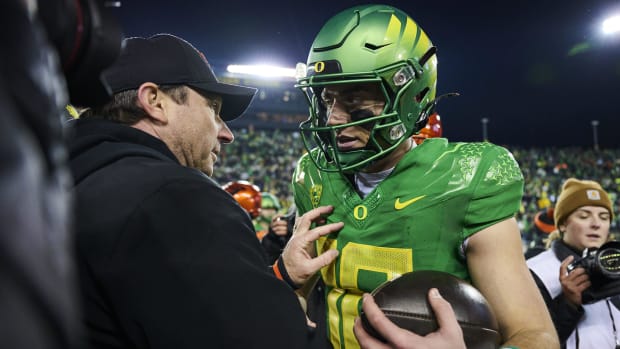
left=280, top=4, right=559, bottom=349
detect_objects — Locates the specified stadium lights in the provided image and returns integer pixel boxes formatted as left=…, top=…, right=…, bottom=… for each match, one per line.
left=570, top=11, right=620, bottom=56
left=226, top=64, right=297, bottom=78
left=602, top=15, right=620, bottom=35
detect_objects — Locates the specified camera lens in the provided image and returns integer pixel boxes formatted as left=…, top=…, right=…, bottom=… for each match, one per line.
left=39, top=0, right=123, bottom=106
left=597, top=243, right=620, bottom=279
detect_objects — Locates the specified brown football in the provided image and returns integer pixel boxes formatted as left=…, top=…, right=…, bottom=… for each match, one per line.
left=360, top=270, right=500, bottom=349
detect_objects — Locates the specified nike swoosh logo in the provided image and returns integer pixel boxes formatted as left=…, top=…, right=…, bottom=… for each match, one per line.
left=394, top=195, right=426, bottom=210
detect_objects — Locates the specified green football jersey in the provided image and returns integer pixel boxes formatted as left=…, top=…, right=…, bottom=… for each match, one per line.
left=292, top=138, right=523, bottom=349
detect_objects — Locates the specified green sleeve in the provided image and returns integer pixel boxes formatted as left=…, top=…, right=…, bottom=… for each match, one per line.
left=463, top=144, right=524, bottom=238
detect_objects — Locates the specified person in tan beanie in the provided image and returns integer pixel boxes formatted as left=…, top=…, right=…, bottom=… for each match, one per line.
left=554, top=178, right=614, bottom=236
left=527, top=178, right=617, bottom=348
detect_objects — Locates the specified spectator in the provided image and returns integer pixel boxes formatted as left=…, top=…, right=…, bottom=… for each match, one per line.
left=255, top=192, right=283, bottom=236
left=524, top=207, right=556, bottom=258
left=527, top=178, right=619, bottom=348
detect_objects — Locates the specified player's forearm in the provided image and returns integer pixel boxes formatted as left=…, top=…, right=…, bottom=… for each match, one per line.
left=501, top=328, right=560, bottom=349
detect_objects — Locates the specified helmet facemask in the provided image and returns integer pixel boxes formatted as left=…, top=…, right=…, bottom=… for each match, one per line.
left=297, top=58, right=435, bottom=173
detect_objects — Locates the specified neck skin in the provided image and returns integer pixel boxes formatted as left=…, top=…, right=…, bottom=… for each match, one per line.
left=361, top=138, right=415, bottom=173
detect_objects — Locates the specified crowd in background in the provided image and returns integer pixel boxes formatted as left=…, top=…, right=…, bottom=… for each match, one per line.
left=213, top=128, right=620, bottom=249
left=512, top=147, right=620, bottom=241
left=215, top=128, right=303, bottom=208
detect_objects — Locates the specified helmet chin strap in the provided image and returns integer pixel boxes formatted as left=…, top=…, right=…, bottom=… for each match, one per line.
left=414, top=92, right=460, bottom=131
left=361, top=127, right=414, bottom=169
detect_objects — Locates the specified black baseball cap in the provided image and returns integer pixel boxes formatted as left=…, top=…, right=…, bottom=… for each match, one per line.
left=102, top=33, right=257, bottom=121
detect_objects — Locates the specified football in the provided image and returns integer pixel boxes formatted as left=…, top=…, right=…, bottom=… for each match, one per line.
left=360, top=270, right=500, bottom=349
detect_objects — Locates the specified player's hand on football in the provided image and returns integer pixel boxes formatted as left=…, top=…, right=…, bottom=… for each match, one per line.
left=354, top=290, right=466, bottom=349
left=560, top=255, right=591, bottom=307
left=281, top=205, right=343, bottom=286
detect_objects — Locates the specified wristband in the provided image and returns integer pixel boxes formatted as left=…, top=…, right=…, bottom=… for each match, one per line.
left=272, top=256, right=300, bottom=290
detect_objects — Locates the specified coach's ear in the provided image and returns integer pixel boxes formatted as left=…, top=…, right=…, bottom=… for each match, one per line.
left=136, top=82, right=169, bottom=125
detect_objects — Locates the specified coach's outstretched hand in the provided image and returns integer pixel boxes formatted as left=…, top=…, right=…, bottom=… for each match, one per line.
left=281, top=205, right=343, bottom=286
left=353, top=289, right=466, bottom=349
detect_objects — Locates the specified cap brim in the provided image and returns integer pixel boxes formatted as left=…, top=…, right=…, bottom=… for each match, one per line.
left=189, top=82, right=257, bottom=121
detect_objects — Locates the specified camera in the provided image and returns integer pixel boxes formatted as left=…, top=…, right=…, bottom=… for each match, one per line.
left=275, top=209, right=296, bottom=238
left=38, top=0, right=123, bottom=106
left=567, top=241, right=620, bottom=303
left=284, top=209, right=296, bottom=237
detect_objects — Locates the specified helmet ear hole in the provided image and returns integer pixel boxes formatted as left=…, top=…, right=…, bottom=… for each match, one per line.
left=414, top=99, right=434, bottom=132
left=415, top=87, right=429, bottom=103
left=411, top=87, right=431, bottom=131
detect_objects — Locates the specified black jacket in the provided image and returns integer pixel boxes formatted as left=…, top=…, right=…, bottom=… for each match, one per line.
left=68, top=119, right=309, bottom=348
left=529, top=240, right=620, bottom=348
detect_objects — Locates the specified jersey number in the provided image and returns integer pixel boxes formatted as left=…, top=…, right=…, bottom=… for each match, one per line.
left=318, top=239, right=413, bottom=348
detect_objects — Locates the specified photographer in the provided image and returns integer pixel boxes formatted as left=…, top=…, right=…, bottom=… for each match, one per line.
left=527, top=178, right=619, bottom=349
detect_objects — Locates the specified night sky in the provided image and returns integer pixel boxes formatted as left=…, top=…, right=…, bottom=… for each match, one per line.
left=114, top=0, right=620, bottom=148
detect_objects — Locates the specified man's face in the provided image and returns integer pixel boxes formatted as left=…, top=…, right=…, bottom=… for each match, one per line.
left=320, top=83, right=385, bottom=151
left=562, top=206, right=611, bottom=251
left=166, top=88, right=232, bottom=176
